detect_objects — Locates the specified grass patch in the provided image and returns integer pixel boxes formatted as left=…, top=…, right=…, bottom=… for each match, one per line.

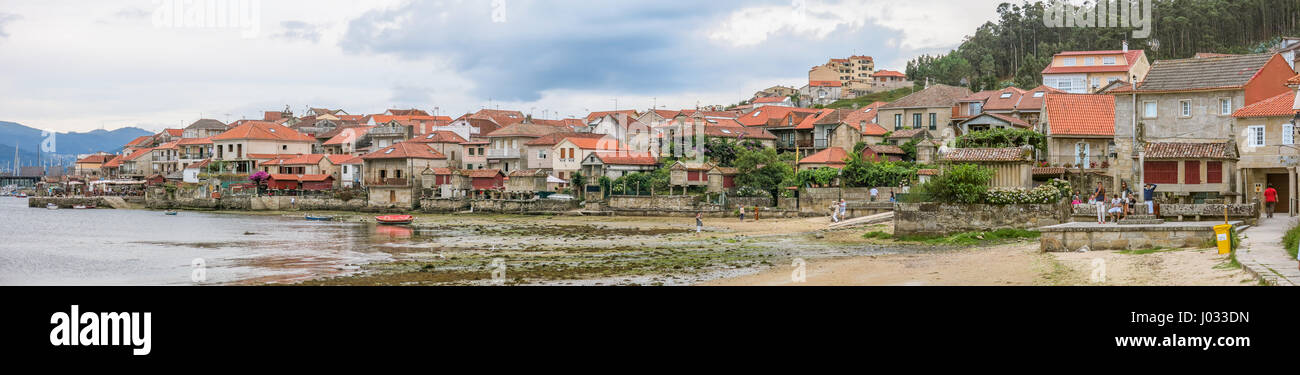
left=1282, top=221, right=1300, bottom=259
left=861, top=231, right=892, bottom=240
left=893, top=228, right=1041, bottom=246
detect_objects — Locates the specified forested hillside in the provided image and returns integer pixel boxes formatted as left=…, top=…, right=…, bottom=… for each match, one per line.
left=906, top=0, right=1300, bottom=91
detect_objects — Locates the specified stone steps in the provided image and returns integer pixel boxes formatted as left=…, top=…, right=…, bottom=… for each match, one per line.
left=1118, top=215, right=1165, bottom=225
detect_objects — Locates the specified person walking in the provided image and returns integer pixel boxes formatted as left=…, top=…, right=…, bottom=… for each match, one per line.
left=838, top=199, right=847, bottom=222
left=695, top=212, right=703, bottom=235
left=753, top=206, right=759, bottom=221
left=869, top=187, right=879, bottom=202
left=1264, top=184, right=1278, bottom=219
left=1143, top=183, right=1158, bottom=215
left=830, top=201, right=840, bottom=223
left=739, top=207, right=745, bottom=222
left=1093, top=182, right=1107, bottom=224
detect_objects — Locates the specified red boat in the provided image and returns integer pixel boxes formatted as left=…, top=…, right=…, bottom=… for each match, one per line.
left=375, top=215, right=414, bottom=225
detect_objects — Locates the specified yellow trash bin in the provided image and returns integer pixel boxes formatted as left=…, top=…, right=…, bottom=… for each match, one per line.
left=1213, top=224, right=1233, bottom=255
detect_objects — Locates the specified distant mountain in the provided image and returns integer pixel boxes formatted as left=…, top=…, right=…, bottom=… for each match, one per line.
left=0, top=121, right=153, bottom=168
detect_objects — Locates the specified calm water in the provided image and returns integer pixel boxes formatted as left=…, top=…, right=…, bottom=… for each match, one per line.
left=0, top=197, right=413, bottom=285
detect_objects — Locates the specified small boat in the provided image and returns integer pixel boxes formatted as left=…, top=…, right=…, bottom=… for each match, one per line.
left=46, top=203, right=58, bottom=210
left=305, top=215, right=334, bottom=221
left=164, top=211, right=178, bottom=216
left=375, top=215, right=414, bottom=225
left=16, top=193, right=27, bottom=198
left=73, top=205, right=86, bottom=209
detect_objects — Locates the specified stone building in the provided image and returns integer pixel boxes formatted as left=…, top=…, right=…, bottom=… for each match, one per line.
left=1232, top=88, right=1300, bottom=212
left=1041, top=93, right=1115, bottom=169
left=938, top=147, right=1035, bottom=189
left=360, top=142, right=450, bottom=208
left=878, top=84, right=972, bottom=144
left=1108, top=53, right=1296, bottom=203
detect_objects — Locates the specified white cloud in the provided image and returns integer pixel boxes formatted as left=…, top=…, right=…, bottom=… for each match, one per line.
left=708, top=0, right=1001, bottom=51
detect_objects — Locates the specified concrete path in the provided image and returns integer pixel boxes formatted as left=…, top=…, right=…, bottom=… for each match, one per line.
left=828, top=211, right=893, bottom=229
left=1237, top=216, right=1300, bottom=286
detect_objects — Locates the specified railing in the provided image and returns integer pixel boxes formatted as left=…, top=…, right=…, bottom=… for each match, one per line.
left=796, top=139, right=813, bottom=148
left=486, top=149, right=520, bottom=159
left=366, top=178, right=410, bottom=187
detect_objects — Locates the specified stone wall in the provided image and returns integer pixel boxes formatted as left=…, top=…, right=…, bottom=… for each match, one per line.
left=29, top=197, right=108, bottom=208
left=608, top=195, right=697, bottom=211
left=420, top=198, right=471, bottom=213
left=1069, top=203, right=1257, bottom=224
left=727, top=197, right=772, bottom=209
left=1038, top=224, right=1228, bottom=252
left=894, top=203, right=1070, bottom=236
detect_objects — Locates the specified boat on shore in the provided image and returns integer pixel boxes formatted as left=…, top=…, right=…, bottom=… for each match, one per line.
left=46, top=203, right=58, bottom=210
left=305, top=215, right=334, bottom=221
left=73, top=204, right=96, bottom=209
left=375, top=215, right=414, bottom=225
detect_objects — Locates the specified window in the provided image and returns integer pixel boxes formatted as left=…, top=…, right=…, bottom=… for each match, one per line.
left=912, top=113, right=922, bottom=129
left=1184, top=161, right=1201, bottom=184
left=1103, top=57, right=1117, bottom=65
left=1057, top=79, right=1072, bottom=92
left=1248, top=126, right=1266, bottom=146
left=1063, top=58, right=1076, bottom=66
left=1286, top=123, right=1296, bottom=145
left=999, top=92, right=1013, bottom=99
left=1144, top=161, right=1178, bottom=184
left=894, top=114, right=903, bottom=130
left=1032, top=92, right=1045, bottom=98
left=1219, top=98, right=1232, bottom=115
left=928, top=113, right=937, bottom=130
left=1143, top=101, right=1157, bottom=118
left=1075, top=143, right=1091, bottom=166
left=1179, top=100, right=1191, bottom=117
left=1084, top=57, right=1095, bottom=66
left=468, top=148, right=475, bottom=156
left=1091, top=77, right=1101, bottom=89
left=538, top=149, right=547, bottom=159
left=970, top=102, right=983, bottom=115
left=1207, top=161, right=1223, bottom=184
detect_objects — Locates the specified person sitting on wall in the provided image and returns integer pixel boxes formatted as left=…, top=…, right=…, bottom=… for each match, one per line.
left=1108, top=194, right=1125, bottom=223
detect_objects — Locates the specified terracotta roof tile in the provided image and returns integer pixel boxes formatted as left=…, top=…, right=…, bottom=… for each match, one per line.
left=880, top=84, right=972, bottom=109
left=213, top=121, right=315, bottom=142
left=591, top=152, right=658, bottom=166
left=798, top=147, right=849, bottom=165
left=940, top=147, right=1029, bottom=162
left=1144, top=142, right=1233, bottom=159
left=359, top=142, right=448, bottom=160
left=1130, top=53, right=1277, bottom=92
left=1232, top=91, right=1297, bottom=118
left=1044, top=93, right=1115, bottom=136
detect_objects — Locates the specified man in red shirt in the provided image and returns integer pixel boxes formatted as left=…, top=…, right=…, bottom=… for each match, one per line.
left=1263, top=184, right=1278, bottom=219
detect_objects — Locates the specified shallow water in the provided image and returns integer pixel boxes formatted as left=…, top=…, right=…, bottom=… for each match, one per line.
left=0, top=197, right=410, bottom=285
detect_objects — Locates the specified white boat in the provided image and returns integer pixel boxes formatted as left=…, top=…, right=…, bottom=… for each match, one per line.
left=46, top=203, right=58, bottom=210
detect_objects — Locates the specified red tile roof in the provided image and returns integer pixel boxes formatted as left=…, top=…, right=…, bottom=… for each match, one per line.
left=323, top=126, right=374, bottom=145
left=940, top=148, right=1029, bottom=162
left=464, top=169, right=504, bottom=178
left=359, top=142, right=448, bottom=160
left=1232, top=91, right=1297, bottom=118
left=865, top=144, right=906, bottom=155
left=122, top=148, right=154, bottom=161
left=1044, top=93, right=1115, bottom=136
left=269, top=174, right=333, bottom=182
left=1144, top=142, right=1232, bottom=159
left=752, top=97, right=788, bottom=104
left=737, top=106, right=822, bottom=127
left=213, top=121, right=315, bottom=142
left=184, top=158, right=210, bottom=170
left=1288, top=73, right=1300, bottom=85
left=335, top=156, right=364, bottom=165
left=163, top=129, right=184, bottom=137
left=1042, top=50, right=1144, bottom=74
left=411, top=130, right=468, bottom=144
left=592, top=152, right=658, bottom=166
left=101, top=155, right=124, bottom=168
left=798, top=147, right=849, bottom=166
left=585, top=110, right=638, bottom=123
left=75, top=154, right=112, bottom=164
left=176, top=137, right=213, bottom=145
left=561, top=136, right=622, bottom=150
left=916, top=169, right=939, bottom=176
left=524, top=132, right=606, bottom=146
left=125, top=136, right=152, bottom=147
left=871, top=70, right=906, bottom=78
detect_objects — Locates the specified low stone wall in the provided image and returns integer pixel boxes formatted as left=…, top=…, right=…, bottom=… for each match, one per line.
left=894, top=203, right=1070, bottom=236
left=143, top=196, right=364, bottom=211
left=778, top=197, right=797, bottom=210
left=608, top=195, right=697, bottom=211
left=1038, top=222, right=1235, bottom=252
left=727, top=197, right=772, bottom=209
left=420, top=198, right=471, bottom=213
left=1069, top=203, right=1257, bottom=225
left=29, top=197, right=108, bottom=208
left=471, top=199, right=578, bottom=213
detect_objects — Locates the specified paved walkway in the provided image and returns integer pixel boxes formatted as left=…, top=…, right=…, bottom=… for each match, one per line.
left=1237, top=216, right=1300, bottom=286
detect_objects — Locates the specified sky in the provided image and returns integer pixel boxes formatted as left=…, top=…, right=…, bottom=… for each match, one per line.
left=0, top=0, right=1007, bottom=133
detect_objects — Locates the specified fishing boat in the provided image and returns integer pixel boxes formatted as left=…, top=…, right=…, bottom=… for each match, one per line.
left=375, top=215, right=414, bottom=225
left=305, top=215, right=334, bottom=221
left=16, top=193, right=27, bottom=198
left=72, top=205, right=87, bottom=209
left=164, top=211, right=178, bottom=216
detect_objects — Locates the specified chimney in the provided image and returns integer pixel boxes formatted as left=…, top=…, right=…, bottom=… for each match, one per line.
left=1122, top=40, right=1129, bottom=53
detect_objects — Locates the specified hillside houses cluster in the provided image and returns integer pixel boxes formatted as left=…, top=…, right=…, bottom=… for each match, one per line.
left=66, top=45, right=1300, bottom=212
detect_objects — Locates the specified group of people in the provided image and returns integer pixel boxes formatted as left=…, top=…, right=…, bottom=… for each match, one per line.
left=1071, top=182, right=1159, bottom=224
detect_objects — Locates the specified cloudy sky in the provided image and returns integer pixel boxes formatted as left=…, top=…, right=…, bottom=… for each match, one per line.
left=0, top=0, right=1005, bottom=133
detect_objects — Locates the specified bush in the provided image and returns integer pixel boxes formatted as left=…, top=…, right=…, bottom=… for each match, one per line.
left=954, top=128, right=1046, bottom=153
left=1283, top=222, right=1300, bottom=259
left=735, top=185, right=767, bottom=197
left=920, top=164, right=992, bottom=203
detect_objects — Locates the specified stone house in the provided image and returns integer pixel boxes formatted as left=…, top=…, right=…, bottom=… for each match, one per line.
left=1139, top=142, right=1238, bottom=202
left=707, top=166, right=739, bottom=193
left=551, top=136, right=622, bottom=182
left=483, top=123, right=565, bottom=173
left=409, top=131, right=468, bottom=168
left=1232, top=89, right=1299, bottom=212
left=465, top=169, right=505, bottom=191
left=797, top=147, right=849, bottom=171
left=1042, top=48, right=1151, bottom=93
left=579, top=152, right=659, bottom=181
left=1041, top=93, right=1115, bottom=169
left=460, top=139, right=488, bottom=170
left=506, top=169, right=549, bottom=192
left=321, top=126, right=374, bottom=156
left=862, top=144, right=906, bottom=162
left=523, top=132, right=606, bottom=173
left=668, top=161, right=712, bottom=192
left=800, top=80, right=843, bottom=106
left=359, top=142, right=450, bottom=208
left=182, top=119, right=228, bottom=139
left=878, top=84, right=973, bottom=144
left=211, top=121, right=315, bottom=175
left=939, top=147, right=1035, bottom=189
left=1108, top=53, right=1296, bottom=203
left=737, top=105, right=825, bottom=155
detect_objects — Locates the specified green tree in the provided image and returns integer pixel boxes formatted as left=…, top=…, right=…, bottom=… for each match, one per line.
left=735, top=147, right=794, bottom=199
left=919, top=164, right=993, bottom=204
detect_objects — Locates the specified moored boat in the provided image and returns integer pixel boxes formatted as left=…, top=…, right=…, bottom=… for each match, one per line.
left=305, top=215, right=334, bottom=221
left=46, top=203, right=58, bottom=210
left=164, top=211, right=178, bottom=216
left=375, top=215, right=414, bottom=225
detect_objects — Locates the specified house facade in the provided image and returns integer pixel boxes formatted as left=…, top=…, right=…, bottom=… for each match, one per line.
left=1042, top=48, right=1151, bottom=94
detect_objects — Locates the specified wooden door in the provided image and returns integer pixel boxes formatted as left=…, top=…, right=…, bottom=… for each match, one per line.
left=1266, top=174, right=1289, bottom=213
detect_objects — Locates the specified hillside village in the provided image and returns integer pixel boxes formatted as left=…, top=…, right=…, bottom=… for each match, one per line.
left=9, top=39, right=1300, bottom=227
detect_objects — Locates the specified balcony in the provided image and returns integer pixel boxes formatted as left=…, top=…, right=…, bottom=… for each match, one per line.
left=486, top=149, right=521, bottom=159
left=796, top=139, right=813, bottom=148
left=366, top=178, right=410, bottom=187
